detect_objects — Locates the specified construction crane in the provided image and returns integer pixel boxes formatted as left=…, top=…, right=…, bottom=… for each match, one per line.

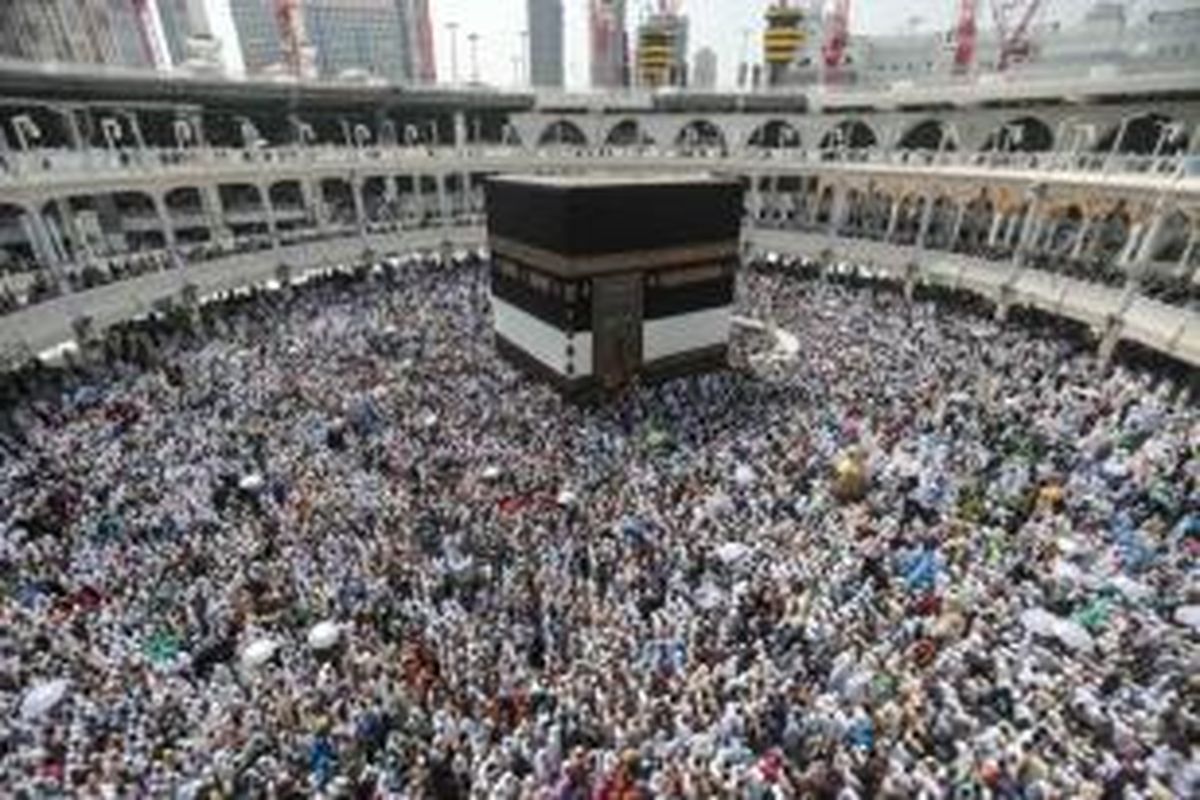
left=274, top=0, right=306, bottom=77
left=991, top=0, right=1043, bottom=70
left=952, top=0, right=978, bottom=73
left=131, top=0, right=166, bottom=69
left=821, top=0, right=851, bottom=71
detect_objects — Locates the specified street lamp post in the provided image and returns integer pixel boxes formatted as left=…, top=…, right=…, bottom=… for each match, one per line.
left=11, top=115, right=41, bottom=152
left=100, top=117, right=123, bottom=152
left=353, top=124, right=371, bottom=150
left=447, top=23, right=460, bottom=85
left=468, top=33, right=480, bottom=85
left=520, top=30, right=529, bottom=86
left=173, top=119, right=194, bottom=150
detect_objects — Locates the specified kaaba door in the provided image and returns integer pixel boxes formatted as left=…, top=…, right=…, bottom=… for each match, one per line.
left=592, top=273, right=643, bottom=389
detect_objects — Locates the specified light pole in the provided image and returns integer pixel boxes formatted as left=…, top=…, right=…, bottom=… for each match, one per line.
left=236, top=117, right=260, bottom=151
left=11, top=115, right=41, bottom=151
left=520, top=30, right=529, bottom=86
left=100, top=117, right=123, bottom=151
left=468, top=33, right=480, bottom=85
left=353, top=124, right=371, bottom=149
left=447, top=23, right=460, bottom=85
left=173, top=119, right=194, bottom=150
left=380, top=120, right=397, bottom=147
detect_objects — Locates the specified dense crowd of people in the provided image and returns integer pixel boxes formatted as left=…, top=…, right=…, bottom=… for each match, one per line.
left=0, top=254, right=1196, bottom=798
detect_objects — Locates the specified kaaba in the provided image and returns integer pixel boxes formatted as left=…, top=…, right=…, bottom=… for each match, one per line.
left=485, top=174, right=744, bottom=395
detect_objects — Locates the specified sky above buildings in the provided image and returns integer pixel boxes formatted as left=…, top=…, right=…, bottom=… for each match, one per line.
left=429, top=0, right=1100, bottom=90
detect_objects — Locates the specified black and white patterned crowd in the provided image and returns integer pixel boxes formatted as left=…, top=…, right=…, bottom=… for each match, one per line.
left=1, top=254, right=1197, bottom=798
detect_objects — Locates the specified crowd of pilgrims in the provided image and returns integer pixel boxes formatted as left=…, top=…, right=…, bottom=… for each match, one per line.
left=0, top=252, right=1196, bottom=799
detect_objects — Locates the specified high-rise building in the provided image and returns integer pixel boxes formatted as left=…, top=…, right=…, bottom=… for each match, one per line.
left=693, top=45, right=717, bottom=89
left=590, top=0, right=628, bottom=88
left=409, top=0, right=436, bottom=83
left=636, top=10, right=688, bottom=87
left=0, top=1, right=155, bottom=68
left=527, top=0, right=565, bottom=88
left=229, top=0, right=413, bottom=82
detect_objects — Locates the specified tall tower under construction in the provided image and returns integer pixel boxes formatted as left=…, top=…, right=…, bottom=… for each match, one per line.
left=764, top=2, right=806, bottom=86
left=636, top=3, right=689, bottom=88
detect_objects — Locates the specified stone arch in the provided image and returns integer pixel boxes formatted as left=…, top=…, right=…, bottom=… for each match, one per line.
left=893, top=194, right=927, bottom=245
left=269, top=179, right=316, bottom=233
left=814, top=184, right=836, bottom=225
left=1096, top=113, right=1189, bottom=156
left=360, top=177, right=394, bottom=223
left=1043, top=204, right=1085, bottom=253
left=839, top=186, right=865, bottom=234
left=0, top=202, right=37, bottom=273
left=819, top=120, right=878, bottom=150
left=107, top=191, right=165, bottom=251
left=956, top=190, right=996, bottom=253
left=319, top=178, right=357, bottom=226
left=897, top=119, right=957, bottom=151
left=163, top=187, right=209, bottom=244
left=1092, top=203, right=1132, bottom=260
left=1151, top=209, right=1192, bottom=262
left=604, top=119, right=655, bottom=147
left=981, top=116, right=1055, bottom=152
left=925, top=195, right=960, bottom=250
left=747, top=119, right=801, bottom=149
left=863, top=187, right=893, bottom=239
left=537, top=119, right=588, bottom=147
left=675, top=119, right=727, bottom=149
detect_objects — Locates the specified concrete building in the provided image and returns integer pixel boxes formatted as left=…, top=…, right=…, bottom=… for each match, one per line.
left=528, top=0, right=565, bottom=88
left=409, top=0, right=436, bottom=84
left=0, top=0, right=154, bottom=69
left=693, top=46, right=717, bottom=89
left=230, top=0, right=413, bottom=82
left=776, top=0, right=1200, bottom=87
left=590, top=0, right=628, bottom=89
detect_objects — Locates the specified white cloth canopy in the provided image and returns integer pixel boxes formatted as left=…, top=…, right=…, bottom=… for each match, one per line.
left=307, top=621, right=341, bottom=651
left=241, top=638, right=280, bottom=668
left=715, top=542, right=751, bottom=564
left=239, top=473, right=265, bottom=492
left=20, top=679, right=70, bottom=720
left=1020, top=608, right=1094, bottom=652
left=734, top=464, right=756, bottom=487
left=1175, top=605, right=1200, bottom=631
left=556, top=489, right=577, bottom=507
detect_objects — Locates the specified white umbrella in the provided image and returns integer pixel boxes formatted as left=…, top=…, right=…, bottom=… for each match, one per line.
left=307, top=621, right=341, bottom=651
left=239, top=473, right=265, bottom=492
left=19, top=679, right=70, bottom=720
left=1107, top=574, right=1151, bottom=602
left=714, top=542, right=751, bottom=564
left=1174, top=605, right=1200, bottom=631
left=1053, top=618, right=1095, bottom=653
left=696, top=583, right=726, bottom=610
left=734, top=464, right=756, bottom=487
left=1019, top=608, right=1059, bottom=638
left=421, top=412, right=439, bottom=428
left=556, top=489, right=577, bottom=507
left=481, top=466, right=502, bottom=481
left=241, top=638, right=280, bottom=669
